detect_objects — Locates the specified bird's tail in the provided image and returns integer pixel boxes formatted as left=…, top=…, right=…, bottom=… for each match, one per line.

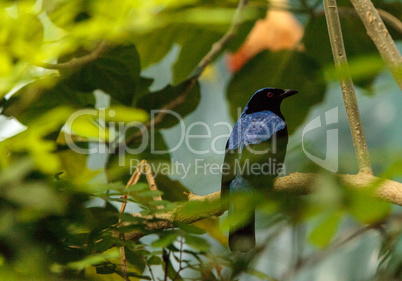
left=229, top=210, right=255, bottom=252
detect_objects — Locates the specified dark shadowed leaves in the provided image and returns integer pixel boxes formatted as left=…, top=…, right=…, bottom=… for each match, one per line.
left=62, top=45, right=141, bottom=105
left=1, top=78, right=95, bottom=125
left=154, top=175, right=190, bottom=202
left=133, top=8, right=262, bottom=84
left=303, top=14, right=383, bottom=89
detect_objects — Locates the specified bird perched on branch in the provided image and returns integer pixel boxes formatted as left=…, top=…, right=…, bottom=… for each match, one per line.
left=221, top=87, right=297, bottom=252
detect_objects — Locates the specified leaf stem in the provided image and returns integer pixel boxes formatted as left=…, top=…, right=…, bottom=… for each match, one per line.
left=323, top=0, right=373, bottom=174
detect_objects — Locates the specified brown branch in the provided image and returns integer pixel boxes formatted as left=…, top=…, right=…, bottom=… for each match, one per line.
left=118, top=160, right=145, bottom=281
left=38, top=41, right=110, bottom=70
left=349, top=0, right=402, bottom=89
left=323, top=0, right=373, bottom=174
left=123, top=172, right=402, bottom=241
left=124, top=0, right=249, bottom=147
left=142, top=162, right=163, bottom=208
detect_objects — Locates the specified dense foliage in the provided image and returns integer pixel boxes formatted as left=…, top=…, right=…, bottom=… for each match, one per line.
left=0, top=0, right=401, bottom=280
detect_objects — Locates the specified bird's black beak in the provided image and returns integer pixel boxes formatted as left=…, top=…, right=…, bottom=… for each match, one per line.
left=280, top=89, right=298, bottom=99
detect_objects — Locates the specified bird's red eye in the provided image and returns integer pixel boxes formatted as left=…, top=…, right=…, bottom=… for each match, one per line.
left=267, top=92, right=273, bottom=97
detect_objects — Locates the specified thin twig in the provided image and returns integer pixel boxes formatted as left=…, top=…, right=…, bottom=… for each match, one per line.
left=124, top=0, right=249, bottom=147
left=315, top=7, right=402, bottom=34
left=119, top=160, right=145, bottom=215
left=146, top=263, right=156, bottom=281
left=163, top=249, right=170, bottom=281
left=38, top=41, right=110, bottom=70
left=173, top=237, right=184, bottom=281
left=118, top=160, right=145, bottom=281
left=323, top=0, right=373, bottom=174
left=142, top=161, right=163, bottom=206
left=349, top=0, right=402, bottom=89
left=281, top=224, right=381, bottom=281
left=377, top=9, right=402, bottom=34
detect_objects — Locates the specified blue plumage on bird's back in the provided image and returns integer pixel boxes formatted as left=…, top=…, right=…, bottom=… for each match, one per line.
left=228, top=110, right=285, bottom=151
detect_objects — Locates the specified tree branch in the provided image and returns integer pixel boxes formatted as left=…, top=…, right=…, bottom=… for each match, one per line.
left=123, top=172, right=402, bottom=241
left=38, top=41, right=110, bottom=70
left=349, top=0, right=402, bottom=89
left=323, top=0, right=373, bottom=174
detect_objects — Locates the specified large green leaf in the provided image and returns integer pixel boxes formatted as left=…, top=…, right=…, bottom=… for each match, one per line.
left=226, top=50, right=326, bottom=134
left=133, top=8, right=262, bottom=84
left=309, top=212, right=342, bottom=248
left=63, top=45, right=141, bottom=105
left=136, top=81, right=201, bottom=129
left=1, top=78, right=95, bottom=125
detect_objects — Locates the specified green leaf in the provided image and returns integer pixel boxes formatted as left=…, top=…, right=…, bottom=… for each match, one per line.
left=67, top=248, right=120, bottom=270
left=167, top=261, right=184, bottom=281
left=133, top=8, right=262, bottom=83
left=63, top=45, right=142, bottom=105
left=147, top=255, right=163, bottom=265
left=172, top=26, right=222, bottom=84
left=137, top=190, right=164, bottom=198
left=176, top=222, right=206, bottom=235
left=226, top=51, right=326, bottom=134
left=1, top=78, right=95, bottom=125
left=151, top=232, right=179, bottom=248
left=124, top=247, right=145, bottom=272
left=184, top=233, right=210, bottom=251
left=309, top=212, right=342, bottom=248
left=104, top=105, right=149, bottom=124
left=136, top=80, right=201, bottom=129
left=154, top=175, right=191, bottom=202
left=347, top=189, right=392, bottom=224
left=9, top=11, right=44, bottom=61
left=94, top=234, right=115, bottom=252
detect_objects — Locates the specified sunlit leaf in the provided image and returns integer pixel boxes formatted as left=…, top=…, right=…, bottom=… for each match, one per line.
left=104, top=106, right=148, bottom=124
left=67, top=248, right=120, bottom=270
left=151, top=232, right=179, bottom=248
